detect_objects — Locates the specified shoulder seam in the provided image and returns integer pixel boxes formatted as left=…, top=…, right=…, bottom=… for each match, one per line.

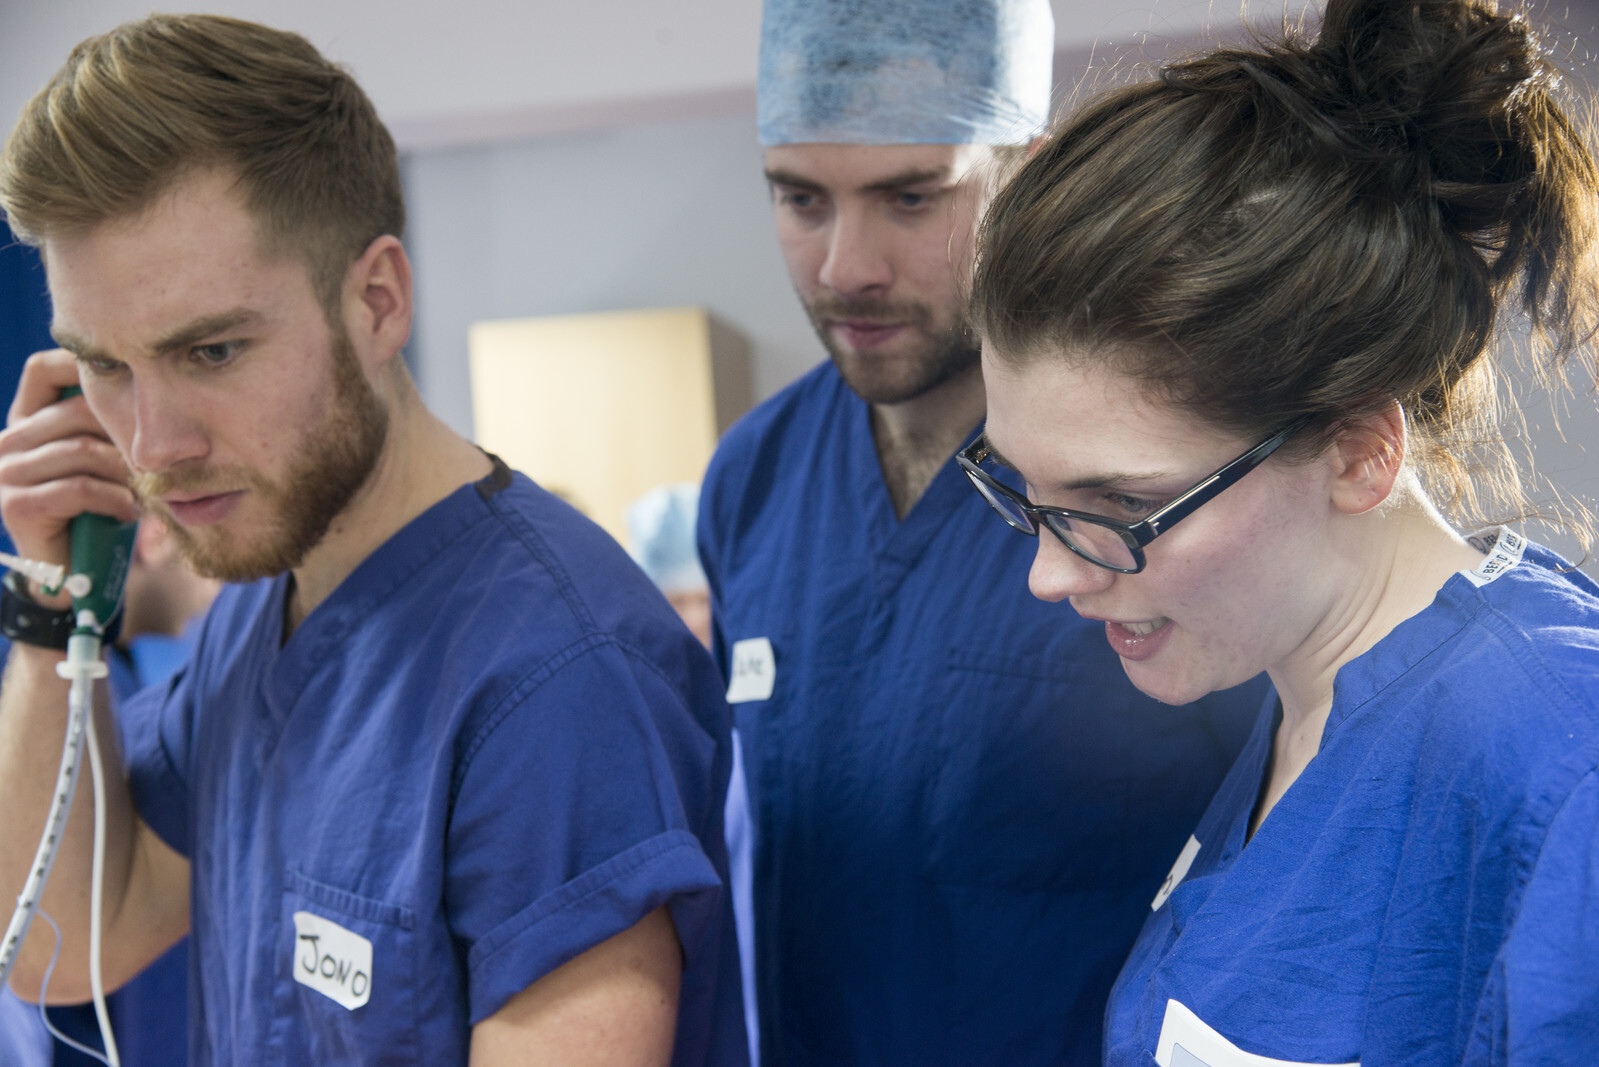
left=450, top=635, right=692, bottom=802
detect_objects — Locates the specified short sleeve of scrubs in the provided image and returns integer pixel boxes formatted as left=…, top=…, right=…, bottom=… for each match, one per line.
left=1492, top=766, right=1599, bottom=1060
left=121, top=661, right=198, bottom=857
left=447, top=638, right=724, bottom=1025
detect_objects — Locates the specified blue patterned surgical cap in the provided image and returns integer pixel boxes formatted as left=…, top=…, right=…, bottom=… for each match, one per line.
left=626, top=483, right=708, bottom=594
left=758, top=0, right=1054, bottom=146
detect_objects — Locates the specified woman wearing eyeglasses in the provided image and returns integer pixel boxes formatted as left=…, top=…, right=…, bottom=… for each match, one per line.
left=962, top=0, right=1599, bottom=1063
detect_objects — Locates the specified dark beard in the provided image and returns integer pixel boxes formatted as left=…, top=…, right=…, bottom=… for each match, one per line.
left=134, top=328, right=388, bottom=582
left=804, top=293, right=979, bottom=405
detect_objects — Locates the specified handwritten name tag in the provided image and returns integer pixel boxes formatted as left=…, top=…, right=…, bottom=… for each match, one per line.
left=292, top=911, right=373, bottom=1010
left=1157, top=999, right=1358, bottom=1067
left=726, top=637, right=776, bottom=703
left=1151, top=835, right=1201, bottom=912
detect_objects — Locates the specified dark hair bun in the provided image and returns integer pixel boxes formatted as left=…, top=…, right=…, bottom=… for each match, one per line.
left=974, top=0, right=1598, bottom=529
left=1172, top=0, right=1595, bottom=351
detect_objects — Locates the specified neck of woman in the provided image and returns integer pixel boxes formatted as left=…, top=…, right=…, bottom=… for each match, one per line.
left=1252, top=492, right=1488, bottom=835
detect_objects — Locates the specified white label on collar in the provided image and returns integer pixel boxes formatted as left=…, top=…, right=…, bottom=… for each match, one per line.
left=1156, top=999, right=1359, bottom=1067
left=1461, top=526, right=1527, bottom=588
left=726, top=637, right=776, bottom=703
left=292, top=911, right=373, bottom=1010
left=1151, top=834, right=1201, bottom=912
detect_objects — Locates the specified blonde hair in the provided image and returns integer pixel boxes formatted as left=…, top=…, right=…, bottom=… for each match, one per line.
left=0, top=13, right=404, bottom=317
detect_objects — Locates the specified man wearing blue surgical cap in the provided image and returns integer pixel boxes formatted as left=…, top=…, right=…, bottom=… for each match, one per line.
left=696, top=2, right=1270, bottom=1062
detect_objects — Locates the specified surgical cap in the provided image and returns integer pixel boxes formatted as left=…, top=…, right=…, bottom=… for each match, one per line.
left=758, top=0, right=1054, bottom=146
left=626, top=484, right=708, bottom=594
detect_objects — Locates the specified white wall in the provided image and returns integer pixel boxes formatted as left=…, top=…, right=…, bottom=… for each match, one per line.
left=402, top=111, right=814, bottom=434
left=0, top=2, right=1314, bottom=150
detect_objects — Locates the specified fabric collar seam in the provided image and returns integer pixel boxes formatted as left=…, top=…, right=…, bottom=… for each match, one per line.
left=1466, top=596, right=1591, bottom=717
left=272, top=505, right=494, bottom=702
left=1326, top=614, right=1472, bottom=733
left=482, top=489, right=598, bottom=634
left=449, top=632, right=622, bottom=803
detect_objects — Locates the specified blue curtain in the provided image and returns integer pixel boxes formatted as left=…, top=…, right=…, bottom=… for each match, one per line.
left=0, top=216, right=55, bottom=553
left=1, top=215, right=51, bottom=404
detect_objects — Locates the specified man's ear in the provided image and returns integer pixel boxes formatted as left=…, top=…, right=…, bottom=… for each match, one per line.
left=1329, top=401, right=1407, bottom=516
left=342, top=235, right=413, bottom=371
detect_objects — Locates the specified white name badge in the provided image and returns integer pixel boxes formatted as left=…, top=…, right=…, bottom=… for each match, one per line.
left=292, top=911, right=373, bottom=1010
left=1157, top=999, right=1359, bottom=1067
left=726, top=637, right=776, bottom=704
left=1151, top=835, right=1202, bottom=912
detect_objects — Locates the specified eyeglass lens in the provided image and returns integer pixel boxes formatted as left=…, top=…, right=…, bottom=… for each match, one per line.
left=963, top=457, right=1139, bottom=570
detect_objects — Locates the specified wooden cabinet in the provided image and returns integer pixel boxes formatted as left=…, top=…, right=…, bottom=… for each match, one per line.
left=469, top=306, right=752, bottom=546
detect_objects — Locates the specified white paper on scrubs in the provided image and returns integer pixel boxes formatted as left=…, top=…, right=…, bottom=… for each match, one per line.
left=1156, top=1000, right=1359, bottom=1067
left=726, top=637, right=777, bottom=703
left=292, top=911, right=374, bottom=1010
left=1151, top=834, right=1201, bottom=911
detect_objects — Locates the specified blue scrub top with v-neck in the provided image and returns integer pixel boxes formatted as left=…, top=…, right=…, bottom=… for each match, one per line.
left=1107, top=534, right=1599, bottom=1066
left=121, top=462, right=748, bottom=1065
left=699, top=362, right=1267, bottom=1065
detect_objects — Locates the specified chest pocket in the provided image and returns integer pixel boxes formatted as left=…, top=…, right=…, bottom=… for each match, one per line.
left=924, top=643, right=1140, bottom=890
left=275, top=869, right=421, bottom=1065
left=926, top=641, right=1234, bottom=893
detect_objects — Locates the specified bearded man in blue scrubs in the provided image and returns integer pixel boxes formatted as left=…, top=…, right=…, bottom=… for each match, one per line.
left=0, top=14, right=744, bottom=1065
left=697, top=2, right=1269, bottom=1062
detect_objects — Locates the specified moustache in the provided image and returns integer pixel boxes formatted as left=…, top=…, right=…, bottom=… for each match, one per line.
left=131, top=466, right=257, bottom=504
left=805, top=295, right=933, bottom=328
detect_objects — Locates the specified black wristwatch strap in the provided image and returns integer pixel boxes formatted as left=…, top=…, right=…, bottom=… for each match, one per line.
left=0, top=569, right=75, bottom=650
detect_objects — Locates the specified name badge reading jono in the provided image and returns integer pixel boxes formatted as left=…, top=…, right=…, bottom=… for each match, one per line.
left=292, top=911, right=373, bottom=1010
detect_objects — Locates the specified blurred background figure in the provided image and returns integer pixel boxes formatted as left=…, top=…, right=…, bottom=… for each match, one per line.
left=2, top=516, right=219, bottom=1066
left=106, top=518, right=223, bottom=707
left=627, top=482, right=757, bottom=1064
left=0, top=991, right=51, bottom=1067
left=628, top=483, right=712, bottom=647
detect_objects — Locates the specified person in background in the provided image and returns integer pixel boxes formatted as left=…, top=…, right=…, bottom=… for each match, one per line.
left=0, top=14, right=744, bottom=1065
left=968, top=0, right=1599, bottom=1060
left=629, top=484, right=713, bottom=648
left=696, top=1, right=1268, bottom=1062
left=629, top=482, right=758, bottom=1066
left=105, top=519, right=221, bottom=700
left=0, top=519, right=218, bottom=1066
left=0, top=940, right=50, bottom=1066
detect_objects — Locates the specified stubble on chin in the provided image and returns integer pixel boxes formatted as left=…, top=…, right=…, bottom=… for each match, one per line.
left=804, top=294, right=980, bottom=406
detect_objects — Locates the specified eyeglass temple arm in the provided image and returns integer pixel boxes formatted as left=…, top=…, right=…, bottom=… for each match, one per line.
left=1130, top=419, right=1308, bottom=545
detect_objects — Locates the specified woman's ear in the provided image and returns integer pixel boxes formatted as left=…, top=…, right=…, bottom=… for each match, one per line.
left=1329, top=401, right=1407, bottom=516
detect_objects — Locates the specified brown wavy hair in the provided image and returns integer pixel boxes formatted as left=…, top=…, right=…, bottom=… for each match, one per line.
left=973, top=0, right=1599, bottom=528
left=0, top=14, right=403, bottom=319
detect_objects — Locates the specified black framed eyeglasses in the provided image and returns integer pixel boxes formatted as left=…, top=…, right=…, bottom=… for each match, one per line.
left=957, top=416, right=1311, bottom=574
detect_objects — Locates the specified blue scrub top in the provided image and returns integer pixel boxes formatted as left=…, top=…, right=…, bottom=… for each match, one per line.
left=121, top=462, right=747, bottom=1065
left=1107, top=533, right=1599, bottom=1066
left=699, top=363, right=1267, bottom=1065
